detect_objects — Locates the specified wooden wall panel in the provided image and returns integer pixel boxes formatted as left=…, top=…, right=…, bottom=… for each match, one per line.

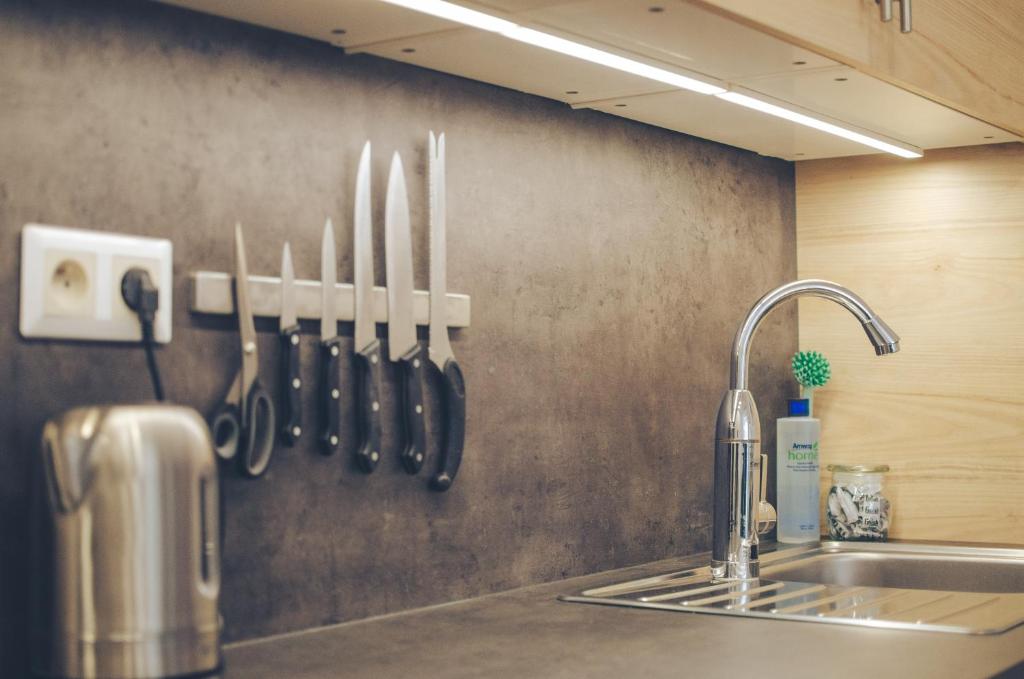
left=796, top=143, right=1024, bottom=543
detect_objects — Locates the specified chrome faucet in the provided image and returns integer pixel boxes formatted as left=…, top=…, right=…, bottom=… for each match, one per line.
left=711, top=279, right=900, bottom=580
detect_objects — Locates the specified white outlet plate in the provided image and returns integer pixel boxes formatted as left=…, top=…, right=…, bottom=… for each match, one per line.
left=20, top=224, right=173, bottom=343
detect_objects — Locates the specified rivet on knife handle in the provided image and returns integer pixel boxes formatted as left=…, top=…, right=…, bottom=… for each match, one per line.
left=279, top=324, right=302, bottom=445
left=320, top=337, right=343, bottom=455
left=431, top=358, right=465, bottom=491
left=354, top=338, right=383, bottom=473
left=398, top=343, right=428, bottom=474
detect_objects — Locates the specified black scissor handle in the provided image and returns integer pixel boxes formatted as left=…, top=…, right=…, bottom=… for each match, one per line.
left=239, top=380, right=276, bottom=478
left=210, top=403, right=241, bottom=461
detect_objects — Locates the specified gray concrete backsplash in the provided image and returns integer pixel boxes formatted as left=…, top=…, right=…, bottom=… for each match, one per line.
left=0, top=0, right=796, bottom=670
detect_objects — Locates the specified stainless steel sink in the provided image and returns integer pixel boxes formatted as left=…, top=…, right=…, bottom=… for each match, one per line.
left=561, top=541, right=1024, bottom=634
left=762, top=542, right=1024, bottom=593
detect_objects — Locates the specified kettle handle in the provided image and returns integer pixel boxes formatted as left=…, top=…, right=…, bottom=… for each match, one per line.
left=198, top=474, right=220, bottom=590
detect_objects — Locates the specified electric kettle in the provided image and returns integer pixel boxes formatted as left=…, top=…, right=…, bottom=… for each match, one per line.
left=30, top=404, right=222, bottom=678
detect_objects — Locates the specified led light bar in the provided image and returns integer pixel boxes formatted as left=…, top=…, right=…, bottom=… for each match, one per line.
left=378, top=0, right=724, bottom=95
left=716, top=91, right=923, bottom=158
left=378, top=0, right=516, bottom=33
left=503, top=27, right=724, bottom=95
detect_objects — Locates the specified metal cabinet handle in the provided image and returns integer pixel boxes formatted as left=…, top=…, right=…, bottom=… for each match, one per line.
left=876, top=0, right=911, bottom=33
left=898, top=0, right=912, bottom=33
left=878, top=0, right=893, bottom=22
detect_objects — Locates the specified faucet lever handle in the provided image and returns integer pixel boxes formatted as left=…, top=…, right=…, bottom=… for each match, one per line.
left=757, top=453, right=777, bottom=535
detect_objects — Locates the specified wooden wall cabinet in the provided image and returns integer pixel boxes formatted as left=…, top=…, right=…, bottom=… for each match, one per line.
left=158, top=0, right=1020, bottom=160
left=692, top=0, right=1024, bottom=136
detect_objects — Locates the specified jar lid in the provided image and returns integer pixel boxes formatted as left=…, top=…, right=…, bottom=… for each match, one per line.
left=827, top=463, right=890, bottom=473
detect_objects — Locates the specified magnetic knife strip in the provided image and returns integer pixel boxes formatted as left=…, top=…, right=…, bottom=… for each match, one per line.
left=189, top=272, right=470, bottom=327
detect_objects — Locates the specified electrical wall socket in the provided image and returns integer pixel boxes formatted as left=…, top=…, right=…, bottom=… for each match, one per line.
left=20, top=224, right=173, bottom=343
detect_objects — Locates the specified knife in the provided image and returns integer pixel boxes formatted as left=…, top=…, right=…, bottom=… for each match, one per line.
left=319, top=218, right=343, bottom=456
left=385, top=151, right=428, bottom=475
left=428, top=131, right=466, bottom=491
left=279, top=241, right=302, bottom=446
left=353, top=141, right=383, bottom=473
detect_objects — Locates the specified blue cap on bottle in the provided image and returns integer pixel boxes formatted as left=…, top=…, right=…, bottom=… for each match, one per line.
left=788, top=398, right=810, bottom=417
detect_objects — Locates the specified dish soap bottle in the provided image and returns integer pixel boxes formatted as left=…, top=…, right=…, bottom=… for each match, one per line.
left=776, top=398, right=820, bottom=543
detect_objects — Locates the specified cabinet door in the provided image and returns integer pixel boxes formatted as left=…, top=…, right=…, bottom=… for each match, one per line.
left=690, top=0, right=1024, bottom=136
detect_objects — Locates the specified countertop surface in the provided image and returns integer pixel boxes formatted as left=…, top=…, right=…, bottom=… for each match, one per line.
left=223, top=550, right=1024, bottom=679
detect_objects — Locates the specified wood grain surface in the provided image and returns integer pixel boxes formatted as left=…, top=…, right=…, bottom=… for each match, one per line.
left=691, top=0, right=1024, bottom=137
left=796, top=143, right=1024, bottom=542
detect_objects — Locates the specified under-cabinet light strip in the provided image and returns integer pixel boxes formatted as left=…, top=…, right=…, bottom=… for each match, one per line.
left=379, top=0, right=516, bottom=33
left=716, top=91, right=923, bottom=158
left=378, top=0, right=725, bottom=95
left=378, top=0, right=924, bottom=158
left=500, top=27, right=726, bottom=95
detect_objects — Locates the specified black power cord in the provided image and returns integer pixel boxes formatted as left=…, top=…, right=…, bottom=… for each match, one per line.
left=121, top=267, right=165, bottom=401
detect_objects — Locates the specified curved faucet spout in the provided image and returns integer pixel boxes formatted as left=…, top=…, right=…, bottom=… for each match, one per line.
left=730, top=279, right=900, bottom=391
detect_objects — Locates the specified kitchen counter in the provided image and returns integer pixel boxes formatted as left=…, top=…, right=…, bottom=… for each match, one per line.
left=223, top=549, right=1024, bottom=679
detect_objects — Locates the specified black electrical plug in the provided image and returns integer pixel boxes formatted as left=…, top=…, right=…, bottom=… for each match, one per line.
left=121, top=268, right=165, bottom=401
left=121, top=268, right=159, bottom=323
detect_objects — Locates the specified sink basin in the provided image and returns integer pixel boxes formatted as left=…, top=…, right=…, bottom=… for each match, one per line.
left=561, top=541, right=1024, bottom=634
left=761, top=542, right=1024, bottom=594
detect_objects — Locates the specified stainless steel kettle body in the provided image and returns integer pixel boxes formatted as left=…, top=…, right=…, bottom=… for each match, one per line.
left=30, top=405, right=221, bottom=679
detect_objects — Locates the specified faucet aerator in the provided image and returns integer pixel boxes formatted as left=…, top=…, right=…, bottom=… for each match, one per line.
left=876, top=341, right=900, bottom=356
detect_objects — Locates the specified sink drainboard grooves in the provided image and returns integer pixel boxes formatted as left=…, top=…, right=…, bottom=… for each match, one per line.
left=560, top=545, right=1024, bottom=635
left=738, top=584, right=827, bottom=610
left=773, top=587, right=868, bottom=614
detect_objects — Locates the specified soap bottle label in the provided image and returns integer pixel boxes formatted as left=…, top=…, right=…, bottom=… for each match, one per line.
left=776, top=418, right=821, bottom=542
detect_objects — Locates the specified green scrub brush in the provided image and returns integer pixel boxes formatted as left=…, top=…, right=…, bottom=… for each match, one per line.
left=792, top=350, right=831, bottom=416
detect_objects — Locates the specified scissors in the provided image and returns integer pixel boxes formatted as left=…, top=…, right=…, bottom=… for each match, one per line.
left=210, top=223, right=277, bottom=478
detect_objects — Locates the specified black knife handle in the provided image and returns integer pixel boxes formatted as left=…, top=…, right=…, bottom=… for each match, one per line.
left=354, top=338, right=383, bottom=473
left=430, top=358, right=465, bottom=492
left=320, top=337, right=343, bottom=456
left=398, top=343, right=428, bottom=474
left=279, top=324, right=302, bottom=446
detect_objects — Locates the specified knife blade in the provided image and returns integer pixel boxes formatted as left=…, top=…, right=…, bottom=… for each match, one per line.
left=319, top=218, right=343, bottom=456
left=353, top=141, right=383, bottom=473
left=279, top=241, right=302, bottom=446
left=385, top=151, right=428, bottom=475
left=428, top=131, right=465, bottom=491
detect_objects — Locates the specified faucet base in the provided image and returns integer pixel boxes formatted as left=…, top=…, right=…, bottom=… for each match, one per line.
left=711, top=557, right=760, bottom=581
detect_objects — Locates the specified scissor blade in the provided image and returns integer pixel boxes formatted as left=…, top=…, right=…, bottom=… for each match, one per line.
left=353, top=141, right=375, bottom=352
left=235, top=223, right=259, bottom=393
left=428, top=131, right=454, bottom=369
left=385, top=151, right=416, bottom=361
left=280, top=241, right=297, bottom=330
left=320, top=218, right=338, bottom=339
left=235, top=223, right=257, bottom=348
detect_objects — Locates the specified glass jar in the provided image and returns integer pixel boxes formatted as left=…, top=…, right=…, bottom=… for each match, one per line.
left=825, top=464, right=891, bottom=541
